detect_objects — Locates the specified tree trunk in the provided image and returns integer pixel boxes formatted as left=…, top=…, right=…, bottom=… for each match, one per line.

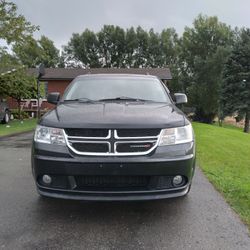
left=17, top=99, right=21, bottom=120
left=218, top=119, right=223, bottom=127
left=244, top=111, right=250, bottom=133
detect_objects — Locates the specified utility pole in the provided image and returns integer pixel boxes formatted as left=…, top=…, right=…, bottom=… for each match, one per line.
left=37, top=64, right=45, bottom=119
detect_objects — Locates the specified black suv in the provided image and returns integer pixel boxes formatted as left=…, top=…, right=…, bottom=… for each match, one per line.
left=32, top=74, right=195, bottom=201
left=0, top=98, right=10, bottom=124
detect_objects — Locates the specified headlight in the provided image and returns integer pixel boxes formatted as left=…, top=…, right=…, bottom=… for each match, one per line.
left=158, top=124, right=193, bottom=146
left=34, top=125, right=66, bottom=145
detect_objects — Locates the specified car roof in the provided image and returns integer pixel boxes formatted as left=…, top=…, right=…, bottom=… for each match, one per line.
left=75, top=73, right=159, bottom=80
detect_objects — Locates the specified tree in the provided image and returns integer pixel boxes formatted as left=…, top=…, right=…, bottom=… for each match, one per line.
left=0, top=47, right=19, bottom=72
left=179, top=15, right=234, bottom=123
left=133, top=26, right=149, bottom=68
left=13, top=35, right=60, bottom=67
left=160, top=28, right=178, bottom=66
left=97, top=25, right=126, bottom=67
left=124, top=27, right=137, bottom=67
left=147, top=29, right=162, bottom=67
left=63, top=25, right=178, bottom=69
left=0, top=1, right=40, bottom=120
left=38, top=36, right=60, bottom=67
left=0, top=0, right=38, bottom=44
left=63, top=30, right=100, bottom=68
left=221, top=29, right=250, bottom=133
left=0, top=67, right=36, bottom=119
left=160, top=28, right=180, bottom=92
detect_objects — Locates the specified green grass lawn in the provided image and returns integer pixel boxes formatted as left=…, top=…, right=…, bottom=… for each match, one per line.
left=193, top=122, right=250, bottom=228
left=0, top=119, right=37, bottom=137
left=213, top=121, right=244, bottom=132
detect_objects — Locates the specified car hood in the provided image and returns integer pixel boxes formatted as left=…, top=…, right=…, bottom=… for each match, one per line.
left=40, top=102, right=186, bottom=129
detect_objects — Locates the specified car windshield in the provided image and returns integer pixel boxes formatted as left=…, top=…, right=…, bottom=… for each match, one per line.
left=63, top=76, right=170, bottom=103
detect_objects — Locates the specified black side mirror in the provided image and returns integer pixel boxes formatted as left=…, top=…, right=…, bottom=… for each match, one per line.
left=174, top=93, right=188, bottom=104
left=47, top=92, right=60, bottom=104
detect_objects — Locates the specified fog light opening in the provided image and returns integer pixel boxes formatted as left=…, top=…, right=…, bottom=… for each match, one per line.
left=42, top=175, right=52, bottom=185
left=172, top=175, right=183, bottom=187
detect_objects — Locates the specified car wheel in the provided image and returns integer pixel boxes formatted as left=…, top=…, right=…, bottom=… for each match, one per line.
left=2, top=111, right=10, bottom=124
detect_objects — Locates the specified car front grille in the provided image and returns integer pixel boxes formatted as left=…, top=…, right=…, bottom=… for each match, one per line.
left=75, top=175, right=150, bottom=190
left=38, top=175, right=186, bottom=192
left=65, top=129, right=161, bottom=156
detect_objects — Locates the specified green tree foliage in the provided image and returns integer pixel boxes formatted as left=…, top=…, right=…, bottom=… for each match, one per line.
left=39, top=36, right=60, bottom=67
left=0, top=47, right=19, bottom=71
left=63, top=30, right=100, bottom=68
left=179, top=15, right=234, bottom=123
left=221, top=29, right=250, bottom=133
left=0, top=1, right=40, bottom=121
left=63, top=25, right=178, bottom=69
left=133, top=26, right=149, bottom=67
left=13, top=35, right=60, bottom=67
left=98, top=25, right=126, bottom=67
left=0, top=0, right=38, bottom=44
left=161, top=28, right=181, bottom=92
left=0, top=67, right=36, bottom=119
left=124, top=27, right=137, bottom=67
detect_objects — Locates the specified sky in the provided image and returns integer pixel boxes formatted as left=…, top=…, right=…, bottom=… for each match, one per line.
left=8, top=0, right=250, bottom=50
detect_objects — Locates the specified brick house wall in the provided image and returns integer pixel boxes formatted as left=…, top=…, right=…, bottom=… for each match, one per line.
left=7, top=79, right=71, bottom=110
left=45, top=80, right=71, bottom=109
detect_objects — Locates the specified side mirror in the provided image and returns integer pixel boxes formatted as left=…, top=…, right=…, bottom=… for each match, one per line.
left=47, top=92, right=60, bottom=104
left=174, top=93, right=188, bottom=104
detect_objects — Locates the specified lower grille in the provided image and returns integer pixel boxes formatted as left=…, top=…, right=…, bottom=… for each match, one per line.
left=38, top=175, right=187, bottom=191
left=72, top=142, right=109, bottom=153
left=75, top=175, right=150, bottom=190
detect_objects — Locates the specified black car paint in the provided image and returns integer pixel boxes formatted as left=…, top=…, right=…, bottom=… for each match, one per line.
left=40, top=102, right=188, bottom=129
left=32, top=74, right=195, bottom=201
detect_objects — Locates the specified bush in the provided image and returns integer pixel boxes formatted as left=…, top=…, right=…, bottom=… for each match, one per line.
left=10, top=109, right=30, bottom=119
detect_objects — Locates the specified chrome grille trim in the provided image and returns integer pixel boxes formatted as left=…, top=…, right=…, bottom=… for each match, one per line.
left=114, top=130, right=159, bottom=140
left=114, top=140, right=157, bottom=155
left=67, top=129, right=111, bottom=140
left=64, top=129, right=162, bottom=156
left=67, top=140, right=111, bottom=156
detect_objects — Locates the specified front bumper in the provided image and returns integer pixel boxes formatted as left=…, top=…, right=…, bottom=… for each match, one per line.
left=32, top=141, right=196, bottom=201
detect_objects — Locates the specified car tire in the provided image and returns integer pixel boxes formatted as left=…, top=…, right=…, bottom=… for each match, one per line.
left=2, top=111, right=10, bottom=124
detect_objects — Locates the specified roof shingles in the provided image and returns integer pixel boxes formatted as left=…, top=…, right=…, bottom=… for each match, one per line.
left=28, top=68, right=172, bottom=80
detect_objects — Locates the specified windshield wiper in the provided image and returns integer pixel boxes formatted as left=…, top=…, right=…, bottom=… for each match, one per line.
left=98, top=96, right=152, bottom=102
left=63, top=98, right=97, bottom=103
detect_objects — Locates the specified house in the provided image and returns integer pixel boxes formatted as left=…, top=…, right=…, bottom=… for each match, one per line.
left=8, top=67, right=172, bottom=111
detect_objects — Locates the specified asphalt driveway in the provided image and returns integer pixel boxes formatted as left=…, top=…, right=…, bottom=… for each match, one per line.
left=0, top=132, right=249, bottom=250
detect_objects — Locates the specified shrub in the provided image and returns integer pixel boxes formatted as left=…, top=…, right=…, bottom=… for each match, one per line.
left=10, top=109, right=30, bottom=119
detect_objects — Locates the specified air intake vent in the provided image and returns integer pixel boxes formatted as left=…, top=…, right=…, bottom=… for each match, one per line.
left=72, top=142, right=109, bottom=153
left=65, top=128, right=109, bottom=138
left=75, top=175, right=150, bottom=190
left=116, top=129, right=160, bottom=138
